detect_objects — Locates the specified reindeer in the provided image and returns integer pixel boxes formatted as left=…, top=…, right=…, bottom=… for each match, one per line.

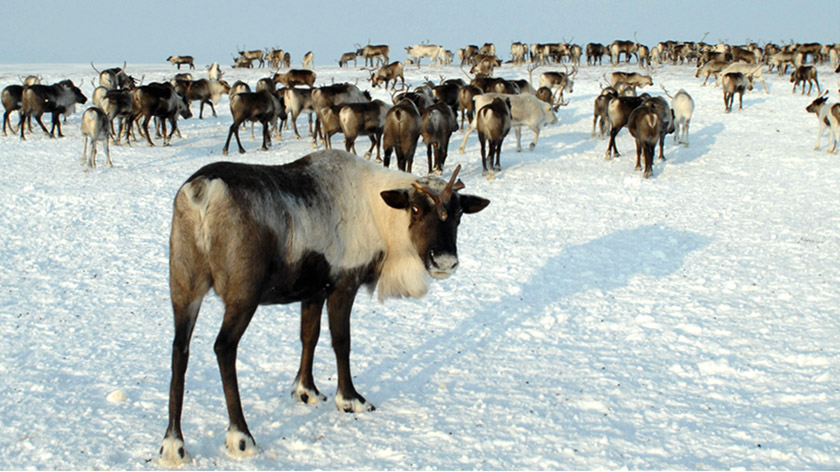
left=266, top=48, right=285, bottom=69
left=356, top=44, right=390, bottom=67
left=382, top=98, right=423, bottom=172
left=284, top=87, right=315, bottom=139
left=627, top=104, right=662, bottom=178
left=805, top=91, right=840, bottom=153
left=722, top=72, right=751, bottom=112
left=80, top=107, right=112, bottom=168
left=20, top=80, right=87, bottom=139
left=339, top=100, right=391, bottom=161
left=158, top=150, right=489, bottom=467
left=273, top=69, right=317, bottom=88
left=586, top=43, right=607, bottom=65
left=458, top=85, right=483, bottom=130
left=91, top=62, right=135, bottom=90
left=339, top=52, right=358, bottom=68
left=167, top=56, right=195, bottom=70
left=661, top=86, right=694, bottom=146
left=2, top=85, right=24, bottom=135
left=125, top=83, right=192, bottom=146
left=237, top=48, right=265, bottom=67
left=592, top=86, right=619, bottom=139
left=539, top=66, right=577, bottom=106
left=421, top=101, right=459, bottom=175
left=475, top=97, right=512, bottom=179
left=405, top=44, right=444, bottom=68
left=101, top=89, right=133, bottom=144
left=302, top=51, right=315, bottom=69
left=609, top=40, right=638, bottom=64
left=790, top=65, right=820, bottom=95
left=369, top=61, right=405, bottom=90
left=222, top=90, right=283, bottom=154
left=604, top=94, right=649, bottom=160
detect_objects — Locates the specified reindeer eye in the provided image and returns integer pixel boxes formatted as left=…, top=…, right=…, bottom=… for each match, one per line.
left=410, top=205, right=422, bottom=217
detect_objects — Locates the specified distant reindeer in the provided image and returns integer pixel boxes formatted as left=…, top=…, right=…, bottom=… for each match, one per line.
left=80, top=107, right=112, bottom=168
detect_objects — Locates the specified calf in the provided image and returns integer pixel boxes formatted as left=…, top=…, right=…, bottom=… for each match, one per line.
left=627, top=104, right=662, bottom=178
left=339, top=100, right=391, bottom=161
left=382, top=98, right=423, bottom=172
left=460, top=93, right=557, bottom=153
left=222, top=90, right=283, bottom=154
left=158, top=149, right=489, bottom=467
left=475, top=97, right=512, bottom=178
left=421, top=101, right=459, bottom=174
left=790, top=65, right=820, bottom=95
left=20, top=80, right=87, bottom=139
left=80, top=107, right=112, bottom=168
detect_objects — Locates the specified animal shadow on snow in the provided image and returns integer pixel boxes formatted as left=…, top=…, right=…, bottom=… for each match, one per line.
left=362, top=224, right=711, bottom=404
left=665, top=121, right=723, bottom=167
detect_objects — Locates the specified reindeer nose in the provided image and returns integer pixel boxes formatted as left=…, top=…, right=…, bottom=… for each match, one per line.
left=428, top=250, right=458, bottom=278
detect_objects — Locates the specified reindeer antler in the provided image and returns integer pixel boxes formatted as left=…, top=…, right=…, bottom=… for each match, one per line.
left=411, top=165, right=464, bottom=220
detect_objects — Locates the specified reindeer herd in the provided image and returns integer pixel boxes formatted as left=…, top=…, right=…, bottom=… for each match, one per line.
left=3, top=38, right=840, bottom=177
left=5, top=37, right=840, bottom=467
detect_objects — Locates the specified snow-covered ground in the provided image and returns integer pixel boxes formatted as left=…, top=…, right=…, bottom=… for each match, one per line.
left=1, top=60, right=839, bottom=470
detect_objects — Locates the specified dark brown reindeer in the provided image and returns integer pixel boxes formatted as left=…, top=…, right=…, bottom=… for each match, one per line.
left=382, top=98, right=422, bottom=172
left=421, top=101, right=459, bottom=175
left=19, top=80, right=87, bottom=139
left=627, top=104, right=662, bottom=178
left=475, top=96, right=512, bottom=178
left=158, top=149, right=489, bottom=467
left=221, top=89, right=284, bottom=154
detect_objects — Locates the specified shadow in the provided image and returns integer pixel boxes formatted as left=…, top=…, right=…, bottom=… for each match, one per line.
left=363, top=224, right=711, bottom=404
left=665, top=122, right=724, bottom=167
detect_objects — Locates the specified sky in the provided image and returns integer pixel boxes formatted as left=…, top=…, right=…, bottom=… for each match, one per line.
left=3, top=0, right=837, bottom=66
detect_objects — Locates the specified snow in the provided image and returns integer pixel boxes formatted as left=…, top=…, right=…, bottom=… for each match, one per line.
left=1, top=60, right=839, bottom=470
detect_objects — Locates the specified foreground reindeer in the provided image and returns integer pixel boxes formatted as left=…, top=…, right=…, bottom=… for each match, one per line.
left=159, top=150, right=489, bottom=466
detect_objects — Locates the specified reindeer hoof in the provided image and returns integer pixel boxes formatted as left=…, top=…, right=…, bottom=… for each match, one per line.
left=225, top=429, right=258, bottom=459
left=336, top=392, right=375, bottom=413
left=292, top=380, right=327, bottom=405
left=159, top=436, right=192, bottom=468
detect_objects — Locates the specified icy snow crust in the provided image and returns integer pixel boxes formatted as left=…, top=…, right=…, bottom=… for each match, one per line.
left=1, top=61, right=838, bottom=469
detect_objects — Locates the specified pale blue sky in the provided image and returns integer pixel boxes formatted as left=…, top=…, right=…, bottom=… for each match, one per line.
left=4, top=0, right=836, bottom=65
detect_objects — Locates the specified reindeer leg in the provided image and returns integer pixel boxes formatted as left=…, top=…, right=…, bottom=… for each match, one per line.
left=215, top=299, right=259, bottom=458
left=292, top=297, right=328, bottom=405
left=327, top=278, right=374, bottom=413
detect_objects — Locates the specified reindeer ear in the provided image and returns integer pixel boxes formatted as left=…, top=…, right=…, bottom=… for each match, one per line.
left=460, top=195, right=490, bottom=214
left=380, top=189, right=410, bottom=210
